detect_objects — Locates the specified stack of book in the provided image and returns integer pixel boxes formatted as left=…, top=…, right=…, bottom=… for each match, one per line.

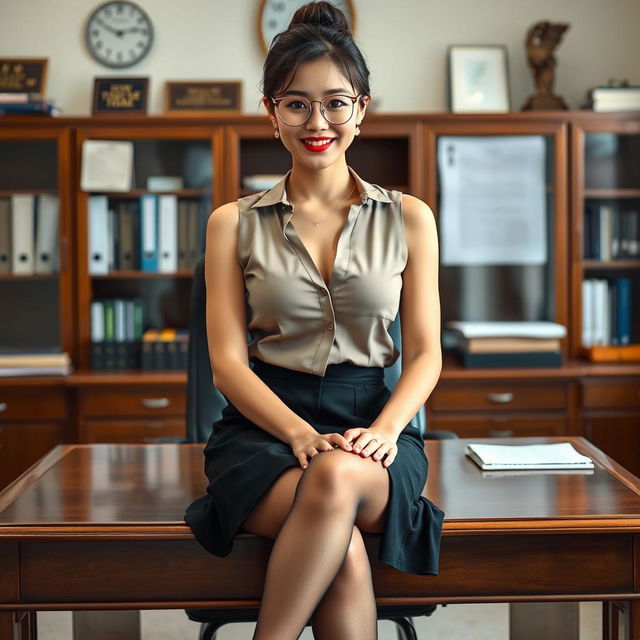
left=0, top=92, right=60, bottom=116
left=445, top=321, right=567, bottom=368
left=0, top=351, right=72, bottom=377
left=584, top=85, right=640, bottom=112
left=141, top=329, right=189, bottom=371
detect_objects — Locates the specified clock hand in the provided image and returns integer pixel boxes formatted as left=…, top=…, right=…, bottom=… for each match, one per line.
left=96, top=17, right=125, bottom=37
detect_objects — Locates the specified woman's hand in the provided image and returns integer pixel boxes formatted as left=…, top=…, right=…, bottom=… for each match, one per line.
left=343, top=427, right=398, bottom=468
left=289, top=431, right=353, bottom=470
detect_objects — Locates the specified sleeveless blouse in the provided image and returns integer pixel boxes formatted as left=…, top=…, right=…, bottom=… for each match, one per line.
left=236, top=165, right=408, bottom=377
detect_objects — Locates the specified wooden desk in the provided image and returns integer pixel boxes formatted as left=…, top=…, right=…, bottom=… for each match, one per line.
left=0, top=436, right=638, bottom=640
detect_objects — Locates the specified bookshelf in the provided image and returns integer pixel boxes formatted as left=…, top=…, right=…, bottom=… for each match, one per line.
left=0, top=111, right=638, bottom=489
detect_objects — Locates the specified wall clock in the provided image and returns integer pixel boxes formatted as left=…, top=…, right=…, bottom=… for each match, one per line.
left=85, top=1, right=154, bottom=68
left=257, top=0, right=356, bottom=55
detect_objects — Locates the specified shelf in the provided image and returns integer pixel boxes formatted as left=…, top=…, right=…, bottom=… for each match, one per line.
left=0, top=189, right=58, bottom=197
left=90, top=270, right=194, bottom=279
left=584, top=189, right=640, bottom=199
left=91, top=189, right=211, bottom=199
left=581, top=259, right=640, bottom=269
left=0, top=274, right=58, bottom=281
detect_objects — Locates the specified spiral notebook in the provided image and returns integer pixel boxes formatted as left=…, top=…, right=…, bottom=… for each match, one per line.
left=465, top=442, right=595, bottom=471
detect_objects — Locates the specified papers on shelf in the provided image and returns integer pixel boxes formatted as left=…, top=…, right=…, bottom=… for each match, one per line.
left=81, top=140, right=134, bottom=192
left=446, top=321, right=567, bottom=339
left=438, top=135, right=547, bottom=265
left=465, top=442, right=595, bottom=471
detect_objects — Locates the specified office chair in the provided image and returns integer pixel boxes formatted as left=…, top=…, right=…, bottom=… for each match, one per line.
left=166, top=255, right=456, bottom=640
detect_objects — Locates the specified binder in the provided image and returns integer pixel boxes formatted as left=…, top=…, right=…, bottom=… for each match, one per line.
left=177, top=199, right=190, bottom=270
left=118, top=202, right=136, bottom=270
left=11, top=193, right=35, bottom=274
left=140, top=194, right=158, bottom=272
left=34, top=194, right=59, bottom=274
left=0, top=198, right=10, bottom=274
left=88, top=195, right=109, bottom=275
left=158, top=194, right=178, bottom=272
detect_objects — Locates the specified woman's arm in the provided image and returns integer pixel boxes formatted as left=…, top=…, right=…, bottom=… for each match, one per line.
left=368, top=194, right=443, bottom=441
left=203, top=202, right=319, bottom=446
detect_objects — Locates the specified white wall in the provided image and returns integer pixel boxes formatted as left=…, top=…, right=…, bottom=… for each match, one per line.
left=1, top=0, right=638, bottom=115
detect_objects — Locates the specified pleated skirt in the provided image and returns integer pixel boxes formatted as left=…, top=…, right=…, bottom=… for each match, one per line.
left=184, top=357, right=445, bottom=575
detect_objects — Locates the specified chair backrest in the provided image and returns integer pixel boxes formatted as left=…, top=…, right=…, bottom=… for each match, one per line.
left=186, top=255, right=427, bottom=443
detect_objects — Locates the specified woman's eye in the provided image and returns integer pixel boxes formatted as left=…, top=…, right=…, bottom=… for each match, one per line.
left=326, top=98, right=347, bottom=108
left=287, top=100, right=307, bottom=110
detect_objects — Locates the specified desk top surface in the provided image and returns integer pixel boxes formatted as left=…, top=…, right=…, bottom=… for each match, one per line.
left=1, top=437, right=639, bottom=539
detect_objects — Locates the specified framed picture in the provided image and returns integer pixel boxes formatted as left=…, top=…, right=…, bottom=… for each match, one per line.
left=164, top=81, right=242, bottom=115
left=91, top=77, right=149, bottom=116
left=448, top=45, right=510, bottom=113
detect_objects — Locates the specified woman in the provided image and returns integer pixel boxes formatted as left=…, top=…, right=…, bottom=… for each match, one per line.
left=184, top=3, right=444, bottom=638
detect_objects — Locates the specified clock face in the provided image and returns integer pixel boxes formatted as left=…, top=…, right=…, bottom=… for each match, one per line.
left=85, top=1, right=153, bottom=68
left=259, top=0, right=355, bottom=54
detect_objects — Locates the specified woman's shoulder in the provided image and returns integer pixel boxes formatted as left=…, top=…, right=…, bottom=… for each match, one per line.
left=400, top=193, right=436, bottom=228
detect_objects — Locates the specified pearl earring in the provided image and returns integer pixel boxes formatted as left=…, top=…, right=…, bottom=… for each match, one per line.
left=274, top=129, right=280, bottom=139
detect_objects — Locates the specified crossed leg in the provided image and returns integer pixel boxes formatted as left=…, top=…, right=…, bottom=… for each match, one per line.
left=241, top=448, right=391, bottom=640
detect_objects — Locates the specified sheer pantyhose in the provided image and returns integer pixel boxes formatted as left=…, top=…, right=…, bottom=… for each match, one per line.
left=241, top=448, right=391, bottom=640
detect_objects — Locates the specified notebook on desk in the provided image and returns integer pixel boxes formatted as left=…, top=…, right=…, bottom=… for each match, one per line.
left=465, top=442, right=595, bottom=471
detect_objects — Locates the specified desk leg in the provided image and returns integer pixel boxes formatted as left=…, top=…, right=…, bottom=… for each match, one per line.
left=72, top=611, right=140, bottom=640
left=0, top=611, right=35, bottom=640
left=509, top=602, right=579, bottom=640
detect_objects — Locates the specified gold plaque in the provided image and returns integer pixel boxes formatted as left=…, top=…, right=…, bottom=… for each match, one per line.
left=0, top=58, right=48, bottom=95
left=164, top=81, right=242, bottom=115
left=92, top=77, right=149, bottom=116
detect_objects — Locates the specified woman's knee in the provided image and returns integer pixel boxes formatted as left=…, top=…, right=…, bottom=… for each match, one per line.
left=294, top=449, right=360, bottom=511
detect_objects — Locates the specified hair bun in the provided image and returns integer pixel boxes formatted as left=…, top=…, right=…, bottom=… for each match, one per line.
left=290, top=1, right=351, bottom=35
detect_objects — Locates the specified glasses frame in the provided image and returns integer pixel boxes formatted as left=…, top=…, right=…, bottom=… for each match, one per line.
left=271, top=93, right=361, bottom=126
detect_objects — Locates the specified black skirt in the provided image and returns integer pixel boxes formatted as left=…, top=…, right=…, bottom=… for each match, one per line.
left=184, top=358, right=445, bottom=575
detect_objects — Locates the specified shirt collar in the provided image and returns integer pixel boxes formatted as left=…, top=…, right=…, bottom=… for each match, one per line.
left=251, top=165, right=392, bottom=209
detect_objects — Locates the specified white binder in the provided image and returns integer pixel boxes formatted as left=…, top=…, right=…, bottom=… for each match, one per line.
left=34, top=193, right=59, bottom=274
left=158, top=194, right=178, bottom=273
left=0, top=198, right=10, bottom=274
left=11, top=194, right=35, bottom=275
left=88, top=195, right=109, bottom=275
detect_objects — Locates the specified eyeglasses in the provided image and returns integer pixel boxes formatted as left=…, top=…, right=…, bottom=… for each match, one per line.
left=271, top=94, right=361, bottom=126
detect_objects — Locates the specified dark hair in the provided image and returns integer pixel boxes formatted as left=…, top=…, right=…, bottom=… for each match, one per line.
left=259, top=1, right=370, bottom=112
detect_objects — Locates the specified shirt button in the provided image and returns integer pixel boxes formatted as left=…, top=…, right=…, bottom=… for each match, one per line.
left=327, top=323, right=334, bottom=330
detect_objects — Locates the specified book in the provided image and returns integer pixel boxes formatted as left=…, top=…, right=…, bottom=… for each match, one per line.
left=465, top=442, right=595, bottom=471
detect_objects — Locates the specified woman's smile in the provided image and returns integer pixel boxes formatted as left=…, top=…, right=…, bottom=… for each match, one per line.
left=300, top=137, right=335, bottom=152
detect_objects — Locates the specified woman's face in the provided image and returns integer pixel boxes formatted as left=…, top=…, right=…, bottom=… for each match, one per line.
left=263, top=58, right=370, bottom=169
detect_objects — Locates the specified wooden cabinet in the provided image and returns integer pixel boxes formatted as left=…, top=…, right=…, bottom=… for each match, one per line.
left=0, top=112, right=637, bottom=487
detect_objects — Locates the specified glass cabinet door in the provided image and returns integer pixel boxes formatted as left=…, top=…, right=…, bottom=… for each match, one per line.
left=430, top=129, right=566, bottom=355
left=76, top=130, right=221, bottom=372
left=0, top=131, right=72, bottom=358
left=578, top=128, right=640, bottom=352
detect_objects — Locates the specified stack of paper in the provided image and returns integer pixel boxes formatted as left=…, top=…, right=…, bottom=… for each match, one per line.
left=465, top=442, right=594, bottom=471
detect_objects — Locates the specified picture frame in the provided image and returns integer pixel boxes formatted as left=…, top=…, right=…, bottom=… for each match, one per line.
left=164, top=81, right=242, bottom=116
left=91, top=77, right=149, bottom=116
left=0, top=58, right=48, bottom=95
left=448, top=45, right=510, bottom=113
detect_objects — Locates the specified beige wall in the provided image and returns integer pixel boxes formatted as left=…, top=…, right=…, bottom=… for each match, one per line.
left=1, top=0, right=638, bottom=115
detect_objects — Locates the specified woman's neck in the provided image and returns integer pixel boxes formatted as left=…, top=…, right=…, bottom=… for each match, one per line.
left=286, top=161, right=354, bottom=206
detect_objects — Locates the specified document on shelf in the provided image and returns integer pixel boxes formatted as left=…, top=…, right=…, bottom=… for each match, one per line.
left=465, top=442, right=595, bottom=471
left=438, top=135, right=547, bottom=265
left=80, top=140, right=134, bottom=192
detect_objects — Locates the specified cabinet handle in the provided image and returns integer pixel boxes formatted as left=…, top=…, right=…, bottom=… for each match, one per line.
left=141, top=397, right=170, bottom=409
left=486, top=392, right=514, bottom=404
left=0, top=402, right=7, bottom=413
left=488, top=429, right=514, bottom=437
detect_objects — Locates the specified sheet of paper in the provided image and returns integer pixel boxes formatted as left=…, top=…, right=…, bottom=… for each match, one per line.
left=80, top=139, right=134, bottom=192
left=438, top=135, right=547, bottom=265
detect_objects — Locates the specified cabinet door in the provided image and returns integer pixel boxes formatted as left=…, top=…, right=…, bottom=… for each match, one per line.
left=0, top=422, right=66, bottom=490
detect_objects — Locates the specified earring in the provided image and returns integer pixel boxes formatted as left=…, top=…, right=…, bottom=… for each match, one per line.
left=355, top=123, right=360, bottom=136
left=274, top=129, right=280, bottom=139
